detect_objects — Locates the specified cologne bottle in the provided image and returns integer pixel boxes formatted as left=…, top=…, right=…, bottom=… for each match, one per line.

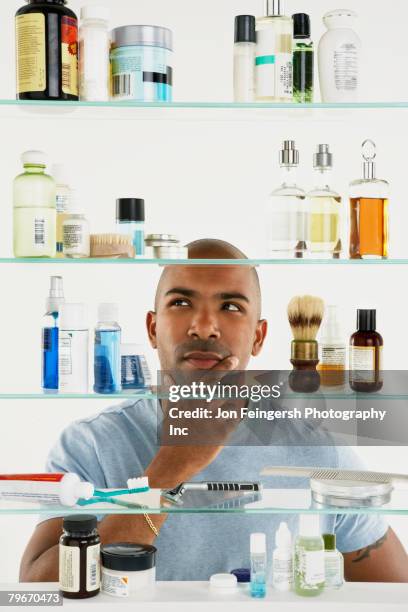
left=349, top=140, right=389, bottom=259
left=292, top=13, right=313, bottom=103
left=267, top=141, right=307, bottom=258
left=307, top=145, right=341, bottom=258
left=233, top=15, right=256, bottom=102
left=255, top=0, right=293, bottom=102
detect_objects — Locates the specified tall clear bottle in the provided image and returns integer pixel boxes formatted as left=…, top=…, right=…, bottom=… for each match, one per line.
left=13, top=151, right=56, bottom=258
left=307, top=145, right=341, bottom=258
left=52, top=164, right=72, bottom=258
left=349, top=140, right=389, bottom=259
left=94, top=303, right=122, bottom=394
left=255, top=0, right=293, bottom=102
left=42, top=276, right=65, bottom=391
left=267, top=140, right=308, bottom=258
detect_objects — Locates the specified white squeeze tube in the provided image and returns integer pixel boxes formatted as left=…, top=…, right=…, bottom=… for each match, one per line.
left=0, top=473, right=94, bottom=507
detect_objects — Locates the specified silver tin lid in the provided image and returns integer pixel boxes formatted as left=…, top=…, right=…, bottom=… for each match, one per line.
left=279, top=140, right=299, bottom=167
left=145, top=234, right=179, bottom=246
left=111, top=25, right=173, bottom=51
left=314, top=144, right=333, bottom=170
left=311, top=478, right=393, bottom=507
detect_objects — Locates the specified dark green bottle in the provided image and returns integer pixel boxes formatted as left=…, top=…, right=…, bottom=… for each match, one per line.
left=292, top=13, right=314, bottom=103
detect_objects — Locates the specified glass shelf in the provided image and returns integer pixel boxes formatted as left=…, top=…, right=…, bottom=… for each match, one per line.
left=1, top=258, right=408, bottom=266
left=1, top=488, right=408, bottom=515
left=2, top=99, right=408, bottom=122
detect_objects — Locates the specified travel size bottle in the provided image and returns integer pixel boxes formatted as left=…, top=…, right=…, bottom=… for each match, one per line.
left=307, top=145, right=341, bottom=258
left=250, top=533, right=266, bottom=598
left=59, top=303, right=89, bottom=393
left=16, top=0, right=79, bottom=101
left=349, top=140, right=389, bottom=259
left=267, top=141, right=308, bottom=258
left=52, top=164, right=72, bottom=257
left=59, top=515, right=100, bottom=599
left=63, top=191, right=90, bottom=258
left=13, top=151, right=56, bottom=258
left=318, top=305, right=346, bottom=387
left=318, top=9, right=361, bottom=103
left=255, top=0, right=293, bottom=102
left=42, top=276, right=65, bottom=391
left=292, top=14, right=313, bottom=103
left=350, top=309, right=383, bottom=393
left=233, top=15, right=256, bottom=103
left=116, top=198, right=145, bottom=257
left=323, top=534, right=344, bottom=589
left=294, top=515, right=324, bottom=597
left=79, top=6, right=110, bottom=101
left=272, top=522, right=293, bottom=591
left=94, top=303, right=122, bottom=394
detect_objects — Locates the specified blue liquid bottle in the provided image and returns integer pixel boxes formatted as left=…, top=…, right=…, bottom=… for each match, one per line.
left=250, top=532, right=267, bottom=598
left=94, top=303, right=122, bottom=394
left=42, top=276, right=65, bottom=391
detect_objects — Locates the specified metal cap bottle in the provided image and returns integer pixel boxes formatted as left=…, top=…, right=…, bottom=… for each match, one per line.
left=279, top=140, right=299, bottom=167
left=314, top=144, right=333, bottom=171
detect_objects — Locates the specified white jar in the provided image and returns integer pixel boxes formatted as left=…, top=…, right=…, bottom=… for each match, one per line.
left=63, top=213, right=90, bottom=258
left=318, top=9, right=362, bottom=103
left=79, top=6, right=110, bottom=101
left=101, top=543, right=156, bottom=598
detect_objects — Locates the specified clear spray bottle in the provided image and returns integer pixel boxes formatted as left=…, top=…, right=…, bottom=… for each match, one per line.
left=42, top=276, right=65, bottom=391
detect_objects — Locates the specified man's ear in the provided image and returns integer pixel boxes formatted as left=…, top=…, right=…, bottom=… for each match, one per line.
left=146, top=311, right=157, bottom=349
left=252, top=319, right=268, bottom=357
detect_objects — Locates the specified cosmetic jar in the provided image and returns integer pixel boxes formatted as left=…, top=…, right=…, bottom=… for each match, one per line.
left=209, top=573, right=238, bottom=593
left=110, top=26, right=173, bottom=102
left=231, top=568, right=250, bottom=583
left=311, top=478, right=393, bottom=508
left=145, top=234, right=188, bottom=259
left=101, top=543, right=157, bottom=598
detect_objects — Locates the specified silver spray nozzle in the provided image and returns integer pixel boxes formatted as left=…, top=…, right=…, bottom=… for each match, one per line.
left=265, top=0, right=284, bottom=17
left=280, top=140, right=299, bottom=167
left=362, top=139, right=376, bottom=180
left=314, top=144, right=333, bottom=171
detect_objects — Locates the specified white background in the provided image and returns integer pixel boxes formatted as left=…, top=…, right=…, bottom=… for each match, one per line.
left=0, top=0, right=408, bottom=582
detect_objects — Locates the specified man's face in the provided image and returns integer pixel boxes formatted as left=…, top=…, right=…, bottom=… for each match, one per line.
left=146, top=265, right=267, bottom=371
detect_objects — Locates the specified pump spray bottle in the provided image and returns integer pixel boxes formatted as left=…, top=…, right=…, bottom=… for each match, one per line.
left=42, top=276, right=65, bottom=391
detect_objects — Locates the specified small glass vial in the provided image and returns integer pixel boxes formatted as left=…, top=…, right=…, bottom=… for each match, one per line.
left=349, top=140, right=389, bottom=259
left=63, top=191, right=90, bottom=258
left=250, top=533, right=266, bottom=598
left=292, top=14, right=313, bottom=103
left=323, top=534, right=344, bottom=589
left=116, top=198, right=145, bottom=257
left=79, top=6, right=110, bottom=102
left=267, top=140, right=308, bottom=258
left=233, top=15, right=256, bottom=102
left=59, top=515, right=100, bottom=599
left=307, top=144, right=341, bottom=258
left=350, top=309, right=383, bottom=393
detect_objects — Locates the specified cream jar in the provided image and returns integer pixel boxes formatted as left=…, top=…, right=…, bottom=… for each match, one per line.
left=101, top=543, right=157, bottom=598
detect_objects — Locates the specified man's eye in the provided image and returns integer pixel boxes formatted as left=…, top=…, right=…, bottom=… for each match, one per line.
left=171, top=299, right=190, bottom=307
left=222, top=303, right=241, bottom=312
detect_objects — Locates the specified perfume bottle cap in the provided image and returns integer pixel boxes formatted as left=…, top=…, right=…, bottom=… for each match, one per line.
left=293, top=13, right=311, bottom=38
left=234, top=15, right=256, bottom=43
left=362, top=139, right=377, bottom=180
left=314, top=144, right=333, bottom=170
left=357, top=309, right=376, bottom=332
left=323, top=533, right=336, bottom=551
left=280, top=140, right=299, bottom=167
left=265, top=0, right=284, bottom=17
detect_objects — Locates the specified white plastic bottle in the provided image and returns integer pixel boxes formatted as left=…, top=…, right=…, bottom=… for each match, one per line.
left=62, top=191, right=90, bottom=258
left=51, top=164, right=72, bottom=258
left=318, top=9, right=361, bottom=103
left=79, top=6, right=110, bottom=101
left=58, top=304, right=89, bottom=393
left=272, top=522, right=293, bottom=591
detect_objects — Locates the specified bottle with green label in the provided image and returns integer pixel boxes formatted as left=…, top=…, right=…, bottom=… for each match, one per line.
left=13, top=151, right=56, bottom=258
left=294, top=514, right=325, bottom=597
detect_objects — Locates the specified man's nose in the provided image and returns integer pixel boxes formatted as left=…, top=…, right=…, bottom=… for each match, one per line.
left=188, top=309, right=221, bottom=340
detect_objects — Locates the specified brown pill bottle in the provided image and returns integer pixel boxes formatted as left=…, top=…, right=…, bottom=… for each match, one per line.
left=59, top=515, right=100, bottom=599
left=349, top=309, right=383, bottom=393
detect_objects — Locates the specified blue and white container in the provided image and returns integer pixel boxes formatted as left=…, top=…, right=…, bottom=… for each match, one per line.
left=110, top=25, right=173, bottom=102
left=94, top=303, right=122, bottom=394
left=121, top=344, right=152, bottom=390
left=116, top=198, right=145, bottom=256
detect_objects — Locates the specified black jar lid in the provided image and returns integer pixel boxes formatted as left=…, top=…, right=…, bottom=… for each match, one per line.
left=116, top=198, right=145, bottom=222
left=101, top=543, right=157, bottom=571
left=63, top=515, right=97, bottom=533
left=293, top=13, right=311, bottom=39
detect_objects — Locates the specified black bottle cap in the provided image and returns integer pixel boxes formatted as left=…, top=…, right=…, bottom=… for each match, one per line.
left=101, top=543, right=157, bottom=571
left=63, top=515, right=97, bottom=533
left=357, top=309, right=377, bottom=332
left=234, top=15, right=256, bottom=44
left=116, top=198, right=145, bottom=222
left=293, top=13, right=311, bottom=39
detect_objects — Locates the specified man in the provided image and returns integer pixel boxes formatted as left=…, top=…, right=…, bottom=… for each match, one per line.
left=20, top=240, right=408, bottom=582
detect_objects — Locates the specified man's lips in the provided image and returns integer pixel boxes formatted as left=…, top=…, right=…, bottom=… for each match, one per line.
left=183, top=352, right=224, bottom=369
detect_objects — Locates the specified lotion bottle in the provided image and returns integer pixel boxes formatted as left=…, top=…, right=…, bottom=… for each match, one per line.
left=294, top=515, right=324, bottom=597
left=318, top=9, right=361, bottom=103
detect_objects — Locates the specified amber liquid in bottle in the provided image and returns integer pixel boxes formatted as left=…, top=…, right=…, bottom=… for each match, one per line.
left=349, top=197, right=388, bottom=259
left=349, top=309, right=383, bottom=393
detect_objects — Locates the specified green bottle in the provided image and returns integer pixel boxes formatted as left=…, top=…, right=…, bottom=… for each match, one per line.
left=292, top=14, right=314, bottom=103
left=294, top=514, right=325, bottom=597
left=13, top=151, right=56, bottom=258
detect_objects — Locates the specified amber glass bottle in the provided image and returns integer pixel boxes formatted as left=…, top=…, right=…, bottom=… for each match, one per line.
left=349, top=309, right=383, bottom=393
left=16, top=0, right=78, bottom=101
left=59, top=515, right=100, bottom=599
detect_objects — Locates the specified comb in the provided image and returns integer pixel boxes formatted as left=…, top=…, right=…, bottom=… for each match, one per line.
left=260, top=466, right=408, bottom=486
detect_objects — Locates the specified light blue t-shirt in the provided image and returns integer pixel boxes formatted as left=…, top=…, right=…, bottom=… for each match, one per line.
left=46, top=399, right=388, bottom=581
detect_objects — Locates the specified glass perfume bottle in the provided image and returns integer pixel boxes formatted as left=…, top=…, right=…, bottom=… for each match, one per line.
left=255, top=0, right=293, bottom=102
left=349, top=140, right=389, bottom=259
left=292, top=13, right=314, bottom=103
left=267, top=140, right=308, bottom=258
left=307, top=145, right=341, bottom=258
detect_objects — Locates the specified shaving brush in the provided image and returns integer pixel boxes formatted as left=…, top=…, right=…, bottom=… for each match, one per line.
left=287, top=295, right=325, bottom=393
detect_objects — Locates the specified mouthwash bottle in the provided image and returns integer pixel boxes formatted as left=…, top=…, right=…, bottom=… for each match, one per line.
left=94, top=303, right=122, bottom=394
left=13, top=151, right=56, bottom=258
left=42, top=276, right=65, bottom=391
